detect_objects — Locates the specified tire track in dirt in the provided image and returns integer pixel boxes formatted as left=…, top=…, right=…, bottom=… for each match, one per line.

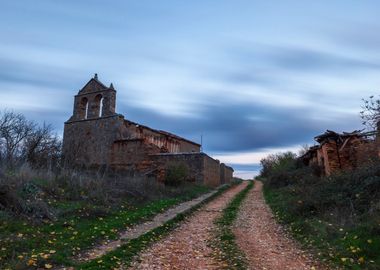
left=233, top=181, right=330, bottom=270
left=76, top=189, right=219, bottom=262
left=128, top=182, right=248, bottom=270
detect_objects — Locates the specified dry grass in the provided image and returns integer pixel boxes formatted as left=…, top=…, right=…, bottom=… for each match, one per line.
left=0, top=163, right=209, bottom=222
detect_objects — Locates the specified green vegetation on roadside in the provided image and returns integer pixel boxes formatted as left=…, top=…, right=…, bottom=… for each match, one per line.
left=0, top=183, right=210, bottom=269
left=78, top=183, right=234, bottom=269
left=260, top=152, right=380, bottom=270
left=211, top=181, right=253, bottom=270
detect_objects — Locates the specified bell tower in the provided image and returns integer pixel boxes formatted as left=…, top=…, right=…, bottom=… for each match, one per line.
left=63, top=74, right=122, bottom=167
left=70, top=74, right=116, bottom=122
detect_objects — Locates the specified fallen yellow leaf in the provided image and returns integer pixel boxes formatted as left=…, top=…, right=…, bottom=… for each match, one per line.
left=27, top=259, right=36, bottom=266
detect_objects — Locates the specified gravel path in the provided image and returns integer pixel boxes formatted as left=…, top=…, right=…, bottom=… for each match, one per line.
left=76, top=189, right=219, bottom=262
left=233, top=181, right=329, bottom=270
left=128, top=182, right=248, bottom=270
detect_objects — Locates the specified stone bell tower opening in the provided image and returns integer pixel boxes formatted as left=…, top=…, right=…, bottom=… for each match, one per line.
left=70, top=73, right=116, bottom=122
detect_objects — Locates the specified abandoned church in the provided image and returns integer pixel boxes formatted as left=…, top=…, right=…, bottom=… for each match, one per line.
left=62, top=74, right=233, bottom=187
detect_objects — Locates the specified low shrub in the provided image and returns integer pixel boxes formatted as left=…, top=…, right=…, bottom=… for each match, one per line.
left=164, top=163, right=188, bottom=187
left=260, top=151, right=297, bottom=177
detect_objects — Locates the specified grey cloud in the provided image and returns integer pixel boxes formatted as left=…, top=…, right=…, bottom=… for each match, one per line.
left=11, top=83, right=361, bottom=156
left=0, top=47, right=365, bottom=156
left=268, top=47, right=380, bottom=71
left=225, top=43, right=380, bottom=76
left=213, top=68, right=277, bottom=87
left=118, top=98, right=361, bottom=153
left=0, top=57, right=84, bottom=90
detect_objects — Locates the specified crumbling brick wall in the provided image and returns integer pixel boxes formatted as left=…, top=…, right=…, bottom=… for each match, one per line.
left=320, top=138, right=367, bottom=175
left=123, top=120, right=200, bottom=153
left=302, top=133, right=373, bottom=176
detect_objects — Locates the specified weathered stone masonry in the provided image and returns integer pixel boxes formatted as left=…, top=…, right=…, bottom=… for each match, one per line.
left=63, top=75, right=233, bottom=186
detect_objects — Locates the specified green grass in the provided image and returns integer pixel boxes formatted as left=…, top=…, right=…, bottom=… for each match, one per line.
left=78, top=183, right=233, bottom=269
left=0, top=185, right=210, bottom=269
left=264, top=185, right=380, bottom=270
left=211, top=181, right=254, bottom=270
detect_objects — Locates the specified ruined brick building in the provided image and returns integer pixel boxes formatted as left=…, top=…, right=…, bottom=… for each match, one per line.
left=63, top=74, right=233, bottom=186
left=300, top=130, right=374, bottom=176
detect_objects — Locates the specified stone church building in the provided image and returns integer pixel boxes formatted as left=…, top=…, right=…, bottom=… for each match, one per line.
left=63, top=75, right=233, bottom=187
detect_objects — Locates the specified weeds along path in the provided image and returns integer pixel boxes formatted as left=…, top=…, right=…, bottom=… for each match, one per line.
left=233, top=181, right=329, bottom=270
left=128, top=182, right=248, bottom=270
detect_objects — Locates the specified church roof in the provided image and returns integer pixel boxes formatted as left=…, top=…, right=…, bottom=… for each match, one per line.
left=77, top=74, right=115, bottom=95
left=124, top=119, right=201, bottom=147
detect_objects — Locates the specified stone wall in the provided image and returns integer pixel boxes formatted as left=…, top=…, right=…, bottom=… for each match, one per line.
left=149, top=153, right=223, bottom=187
left=226, top=166, right=233, bottom=183
left=220, top=163, right=234, bottom=184
left=64, top=112, right=201, bottom=170
left=178, top=139, right=201, bottom=153
left=64, top=116, right=231, bottom=186
left=149, top=153, right=204, bottom=184
left=63, top=115, right=125, bottom=167
left=202, top=155, right=221, bottom=187
left=109, top=139, right=161, bottom=172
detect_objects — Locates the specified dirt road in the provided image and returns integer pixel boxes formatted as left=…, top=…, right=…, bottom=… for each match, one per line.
left=234, top=181, right=329, bottom=270
left=128, top=182, right=248, bottom=270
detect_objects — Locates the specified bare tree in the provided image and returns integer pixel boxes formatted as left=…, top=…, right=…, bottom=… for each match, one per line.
left=298, top=144, right=310, bottom=156
left=0, top=110, right=35, bottom=165
left=360, top=95, right=380, bottom=130
left=23, top=123, right=61, bottom=169
left=0, top=110, right=62, bottom=169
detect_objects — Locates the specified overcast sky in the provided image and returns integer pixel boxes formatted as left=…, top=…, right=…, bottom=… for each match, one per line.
left=1, top=1, right=380, bottom=178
